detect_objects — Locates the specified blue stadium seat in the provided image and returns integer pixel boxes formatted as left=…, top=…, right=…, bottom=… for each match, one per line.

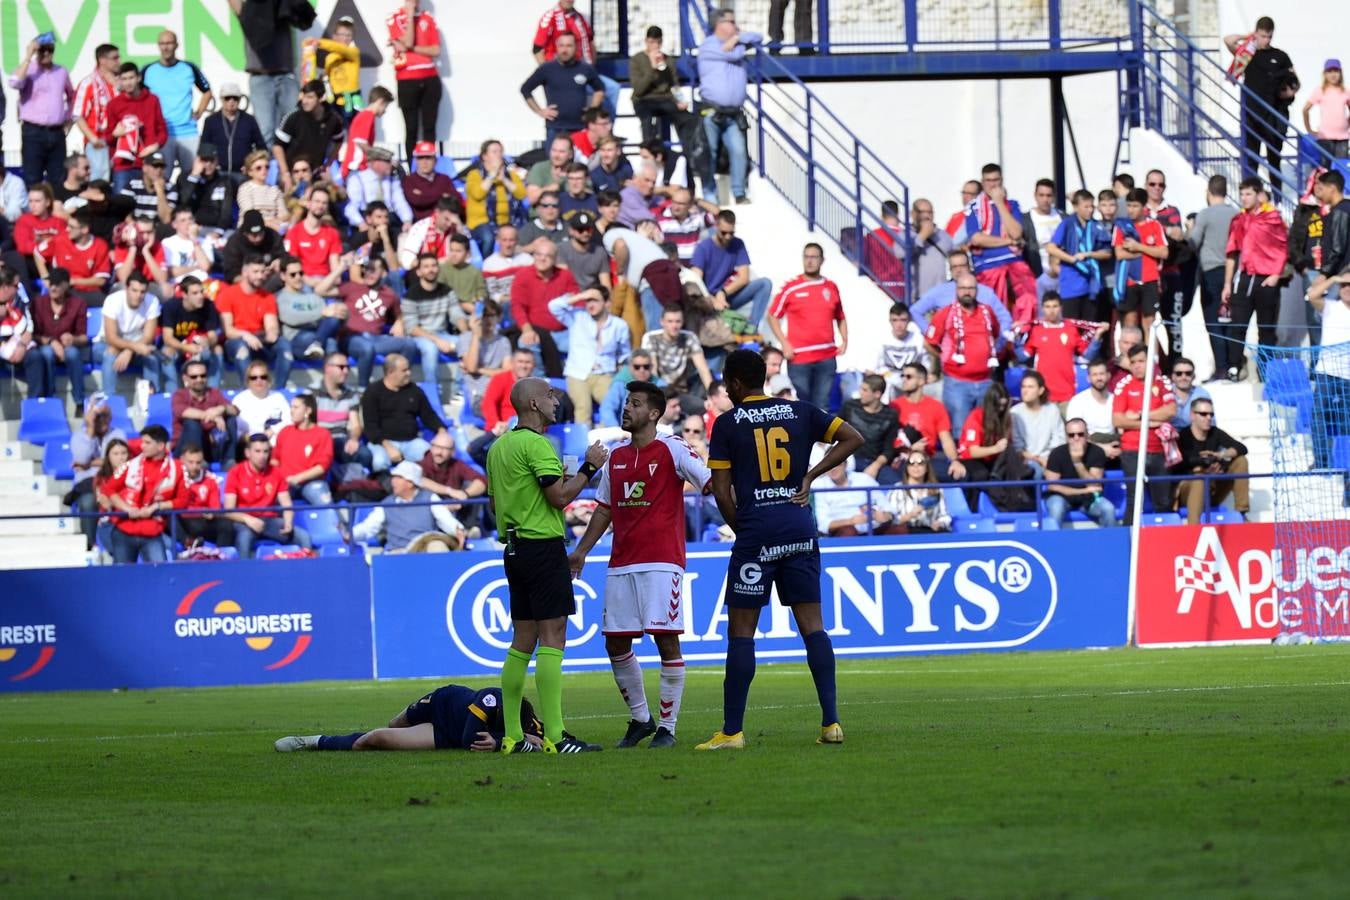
left=941, top=486, right=971, bottom=518
left=301, top=507, right=344, bottom=546
left=418, top=381, right=442, bottom=410
left=103, top=394, right=135, bottom=435
left=1201, top=509, right=1244, bottom=524
left=1074, top=364, right=1090, bottom=393
left=1003, top=365, right=1027, bottom=397
left=320, top=544, right=354, bottom=557
left=42, top=442, right=74, bottom=480
left=18, top=397, right=70, bottom=445
left=146, top=393, right=174, bottom=433
left=1141, top=512, right=1183, bottom=526
left=434, top=154, right=456, bottom=177
left=259, top=544, right=305, bottom=557
left=1261, top=357, right=1311, bottom=407
left=1332, top=436, right=1350, bottom=472
left=1011, top=516, right=1043, bottom=531
left=547, top=423, right=590, bottom=459
left=86, top=313, right=103, bottom=343
left=1100, top=470, right=1126, bottom=519
left=458, top=372, right=485, bottom=428
left=952, top=517, right=996, bottom=533
left=352, top=505, right=381, bottom=544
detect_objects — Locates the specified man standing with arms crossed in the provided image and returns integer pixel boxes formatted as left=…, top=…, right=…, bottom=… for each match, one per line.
left=697, top=349, right=864, bottom=750
left=488, top=377, right=609, bottom=754
left=569, top=381, right=713, bottom=748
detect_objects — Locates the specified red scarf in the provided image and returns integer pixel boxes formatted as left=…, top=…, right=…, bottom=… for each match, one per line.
left=949, top=301, right=997, bottom=369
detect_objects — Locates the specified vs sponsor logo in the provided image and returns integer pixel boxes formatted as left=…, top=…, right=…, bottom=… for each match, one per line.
left=174, top=580, right=314, bottom=670
left=0, top=623, right=56, bottom=681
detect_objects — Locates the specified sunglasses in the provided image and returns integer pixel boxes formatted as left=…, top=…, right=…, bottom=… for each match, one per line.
left=907, top=459, right=927, bottom=466
left=1148, top=181, right=1166, bottom=187
left=185, top=372, right=206, bottom=379
left=248, top=374, right=269, bottom=382
left=1173, top=369, right=1194, bottom=377
left=328, top=362, right=349, bottom=369
left=1067, top=431, right=1087, bottom=438
left=538, top=203, right=559, bottom=209
left=631, top=363, right=652, bottom=370
left=223, top=95, right=241, bottom=101
left=1192, top=410, right=1213, bottom=417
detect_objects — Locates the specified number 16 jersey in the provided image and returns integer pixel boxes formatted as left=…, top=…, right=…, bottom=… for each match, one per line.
left=707, top=395, right=843, bottom=550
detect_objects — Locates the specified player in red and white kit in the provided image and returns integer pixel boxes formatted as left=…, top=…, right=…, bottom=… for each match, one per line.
left=568, top=380, right=712, bottom=749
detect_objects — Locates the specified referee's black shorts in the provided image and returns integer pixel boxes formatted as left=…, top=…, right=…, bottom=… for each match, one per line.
left=503, top=537, right=576, bottom=621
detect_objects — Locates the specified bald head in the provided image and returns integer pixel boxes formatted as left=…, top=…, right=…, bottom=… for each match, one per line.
left=510, top=377, right=557, bottom=425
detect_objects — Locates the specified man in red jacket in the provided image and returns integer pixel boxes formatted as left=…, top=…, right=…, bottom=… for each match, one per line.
left=98, top=424, right=186, bottom=563
left=105, top=62, right=168, bottom=195
left=1220, top=177, right=1288, bottom=381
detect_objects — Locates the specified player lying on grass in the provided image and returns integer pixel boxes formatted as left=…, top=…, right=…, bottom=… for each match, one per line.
left=274, top=685, right=544, bottom=752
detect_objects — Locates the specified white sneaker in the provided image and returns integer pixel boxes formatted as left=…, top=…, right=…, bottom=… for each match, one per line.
left=302, top=342, right=324, bottom=360
left=134, top=378, right=151, bottom=416
left=274, top=734, right=321, bottom=752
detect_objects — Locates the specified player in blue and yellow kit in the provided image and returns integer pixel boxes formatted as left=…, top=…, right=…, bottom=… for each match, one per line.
left=273, top=685, right=543, bottom=753
left=696, top=350, right=865, bottom=750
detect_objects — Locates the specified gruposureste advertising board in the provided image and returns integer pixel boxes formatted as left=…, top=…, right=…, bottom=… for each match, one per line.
left=0, top=558, right=373, bottom=692
left=372, top=532, right=1129, bottom=678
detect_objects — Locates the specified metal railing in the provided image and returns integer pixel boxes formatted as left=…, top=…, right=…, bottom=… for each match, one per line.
left=592, top=0, right=1136, bottom=56
left=1132, top=2, right=1337, bottom=208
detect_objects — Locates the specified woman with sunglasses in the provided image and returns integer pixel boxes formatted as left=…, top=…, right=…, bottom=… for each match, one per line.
left=877, top=453, right=951, bottom=534
left=235, top=149, right=288, bottom=233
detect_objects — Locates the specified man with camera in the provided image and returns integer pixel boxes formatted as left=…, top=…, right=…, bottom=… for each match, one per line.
left=1173, top=397, right=1248, bottom=524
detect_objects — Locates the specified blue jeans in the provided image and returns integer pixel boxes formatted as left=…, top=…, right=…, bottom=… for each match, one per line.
left=21, top=122, right=66, bottom=188
left=788, top=357, right=837, bottom=410
left=412, top=332, right=455, bottom=383
left=178, top=417, right=238, bottom=465
left=250, top=72, right=300, bottom=147
left=290, top=318, right=342, bottom=358
left=234, top=517, right=313, bottom=559
left=344, top=333, right=417, bottom=386
left=1044, top=493, right=1117, bottom=529
left=86, top=143, right=111, bottom=182
left=369, top=437, right=431, bottom=473
left=297, top=479, right=332, bottom=506
left=161, top=349, right=223, bottom=392
left=640, top=287, right=665, bottom=334
left=110, top=527, right=169, bottom=564
left=728, top=277, right=772, bottom=334
left=224, top=336, right=292, bottom=387
left=702, top=113, right=748, bottom=201
left=942, top=377, right=991, bottom=435
left=471, top=222, right=498, bottom=259
left=25, top=343, right=87, bottom=405
left=111, top=167, right=139, bottom=194
left=96, top=342, right=162, bottom=392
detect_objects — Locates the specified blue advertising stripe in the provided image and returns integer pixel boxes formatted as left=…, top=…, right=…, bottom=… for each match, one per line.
left=0, top=558, right=374, bottom=693
left=371, top=530, right=1130, bottom=680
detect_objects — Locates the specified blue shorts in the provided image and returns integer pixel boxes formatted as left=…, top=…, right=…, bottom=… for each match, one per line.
left=404, top=685, right=490, bottom=750
left=724, top=543, right=821, bottom=609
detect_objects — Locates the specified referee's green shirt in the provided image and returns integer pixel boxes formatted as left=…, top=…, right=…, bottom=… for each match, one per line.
left=486, top=427, right=566, bottom=540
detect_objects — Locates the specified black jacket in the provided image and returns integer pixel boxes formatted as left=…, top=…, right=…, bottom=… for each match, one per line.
left=176, top=171, right=237, bottom=231
left=839, top=399, right=900, bottom=469
left=1176, top=426, right=1247, bottom=473
left=1319, top=200, right=1350, bottom=278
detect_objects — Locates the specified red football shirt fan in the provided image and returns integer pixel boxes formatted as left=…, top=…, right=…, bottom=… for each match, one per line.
left=925, top=302, right=1000, bottom=383
left=1112, top=219, right=1166, bottom=285
left=98, top=454, right=187, bottom=537
left=224, top=460, right=289, bottom=518
left=891, top=394, right=951, bottom=454
left=768, top=275, right=845, bottom=365
left=533, top=3, right=596, bottom=62
left=339, top=108, right=377, bottom=179
left=215, top=283, right=278, bottom=334
left=1112, top=373, right=1175, bottom=454
left=387, top=7, right=441, bottom=80
left=48, top=234, right=111, bottom=286
left=595, top=434, right=711, bottom=575
left=274, top=425, right=334, bottom=480
left=285, top=221, right=343, bottom=278
left=1024, top=321, right=1092, bottom=403
left=511, top=265, right=577, bottom=333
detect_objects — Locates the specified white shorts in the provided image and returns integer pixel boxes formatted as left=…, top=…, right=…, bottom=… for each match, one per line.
left=604, top=569, right=684, bottom=635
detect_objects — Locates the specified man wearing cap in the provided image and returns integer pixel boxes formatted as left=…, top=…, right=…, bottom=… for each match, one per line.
left=105, top=62, right=168, bottom=194
left=353, top=460, right=466, bottom=552
left=199, top=83, right=267, bottom=177
left=176, top=144, right=237, bottom=233
left=404, top=141, right=462, bottom=222
left=142, top=31, right=213, bottom=178
left=8, top=34, right=74, bottom=189
left=345, top=146, right=413, bottom=233
left=222, top=211, right=284, bottom=284
left=225, top=432, right=313, bottom=559
left=27, top=269, right=90, bottom=409
left=557, top=211, right=611, bottom=291
left=120, top=151, right=178, bottom=225
left=73, top=43, right=122, bottom=183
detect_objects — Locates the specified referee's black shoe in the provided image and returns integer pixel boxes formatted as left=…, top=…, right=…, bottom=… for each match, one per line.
left=616, top=717, right=658, bottom=748
left=547, top=731, right=603, bottom=753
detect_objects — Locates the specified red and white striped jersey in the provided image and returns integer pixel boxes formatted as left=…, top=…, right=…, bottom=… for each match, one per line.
left=596, top=433, right=711, bottom=574
left=74, top=71, right=117, bottom=143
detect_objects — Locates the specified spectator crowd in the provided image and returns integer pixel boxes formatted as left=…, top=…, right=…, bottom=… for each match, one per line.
left=3, top=4, right=1313, bottom=564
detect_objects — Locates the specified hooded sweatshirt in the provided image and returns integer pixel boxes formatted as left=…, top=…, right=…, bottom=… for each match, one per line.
left=1225, top=203, right=1288, bottom=276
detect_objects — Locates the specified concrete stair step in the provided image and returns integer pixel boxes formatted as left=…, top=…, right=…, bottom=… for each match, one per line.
left=0, top=475, right=62, bottom=496
left=1, top=440, right=41, bottom=461
left=0, top=458, right=38, bottom=477
left=0, top=534, right=90, bottom=569
left=2, top=494, right=63, bottom=515
left=0, top=516, right=75, bottom=537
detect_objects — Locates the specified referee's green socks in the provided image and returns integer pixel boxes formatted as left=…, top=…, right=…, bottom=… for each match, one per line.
left=501, top=648, right=532, bottom=742
left=535, top=646, right=565, bottom=744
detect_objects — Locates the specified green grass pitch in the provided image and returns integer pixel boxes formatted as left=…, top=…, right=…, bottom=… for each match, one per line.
left=3, top=645, right=1350, bottom=898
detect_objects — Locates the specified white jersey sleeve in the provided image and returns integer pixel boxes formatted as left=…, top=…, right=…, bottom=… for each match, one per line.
left=664, top=434, right=712, bottom=493
left=594, top=453, right=613, bottom=507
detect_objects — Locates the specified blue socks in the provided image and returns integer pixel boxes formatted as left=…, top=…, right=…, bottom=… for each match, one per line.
left=317, top=732, right=364, bottom=751
left=804, top=630, right=839, bottom=726
left=722, top=637, right=756, bottom=735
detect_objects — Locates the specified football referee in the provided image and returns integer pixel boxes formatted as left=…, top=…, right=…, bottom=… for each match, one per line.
left=487, top=376, right=609, bottom=754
